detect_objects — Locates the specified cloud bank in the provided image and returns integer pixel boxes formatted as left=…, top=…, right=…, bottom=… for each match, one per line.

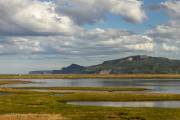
left=0, top=0, right=179, bottom=60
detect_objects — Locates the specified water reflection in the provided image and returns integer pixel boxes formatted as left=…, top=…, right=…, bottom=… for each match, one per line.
left=67, top=101, right=180, bottom=108
left=1, top=79, right=180, bottom=94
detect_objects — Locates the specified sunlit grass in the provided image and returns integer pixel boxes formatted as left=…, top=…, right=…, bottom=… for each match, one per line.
left=1, top=74, right=180, bottom=79
left=0, top=114, right=65, bottom=120
left=0, top=80, right=32, bottom=85
left=0, top=88, right=180, bottom=120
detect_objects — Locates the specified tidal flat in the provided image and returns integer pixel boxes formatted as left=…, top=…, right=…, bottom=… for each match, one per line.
left=1, top=78, right=180, bottom=120
left=0, top=86, right=180, bottom=120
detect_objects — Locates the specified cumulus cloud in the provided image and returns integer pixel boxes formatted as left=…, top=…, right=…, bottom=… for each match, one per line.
left=161, top=0, right=180, bottom=18
left=162, top=43, right=178, bottom=51
left=0, top=0, right=147, bottom=36
left=0, top=37, right=43, bottom=54
left=109, top=0, right=147, bottom=23
left=0, top=0, right=179, bottom=60
left=146, top=0, right=180, bottom=53
left=0, top=28, right=155, bottom=57
left=0, top=0, right=151, bottom=59
left=56, top=0, right=147, bottom=24
left=0, top=0, right=80, bottom=36
left=125, top=36, right=154, bottom=51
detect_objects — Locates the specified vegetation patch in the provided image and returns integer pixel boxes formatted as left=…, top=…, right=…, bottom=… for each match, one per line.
left=0, top=88, right=180, bottom=120
left=2, top=74, right=180, bottom=79
left=0, top=80, right=32, bottom=85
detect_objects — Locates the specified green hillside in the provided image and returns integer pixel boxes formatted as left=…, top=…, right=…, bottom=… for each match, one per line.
left=30, top=55, right=180, bottom=74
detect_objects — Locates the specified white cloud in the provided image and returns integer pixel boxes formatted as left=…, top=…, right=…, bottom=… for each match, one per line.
left=109, top=0, right=147, bottom=23
left=0, top=0, right=80, bottom=36
left=125, top=36, right=154, bottom=51
left=146, top=0, right=180, bottom=53
left=0, top=0, right=179, bottom=59
left=162, top=0, right=180, bottom=18
left=125, top=42, right=154, bottom=51
left=0, top=28, right=155, bottom=56
left=0, top=0, right=146, bottom=36
left=0, top=37, right=44, bottom=54
left=56, top=0, right=147, bottom=24
left=162, top=43, right=178, bottom=51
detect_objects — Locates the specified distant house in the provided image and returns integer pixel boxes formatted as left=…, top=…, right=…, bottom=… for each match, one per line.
left=99, top=70, right=112, bottom=74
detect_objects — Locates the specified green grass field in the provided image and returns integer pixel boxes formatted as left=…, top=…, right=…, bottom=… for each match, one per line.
left=0, top=87, right=180, bottom=120
left=1, top=78, right=180, bottom=120
left=0, top=80, right=32, bottom=85
left=1, top=74, right=180, bottom=79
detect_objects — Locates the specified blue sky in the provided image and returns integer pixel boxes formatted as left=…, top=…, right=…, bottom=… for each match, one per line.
left=84, top=0, right=169, bottom=33
left=84, top=11, right=169, bottom=33
left=0, top=0, right=179, bottom=73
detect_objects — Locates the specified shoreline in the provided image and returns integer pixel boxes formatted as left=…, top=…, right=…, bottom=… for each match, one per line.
left=1, top=74, right=180, bottom=79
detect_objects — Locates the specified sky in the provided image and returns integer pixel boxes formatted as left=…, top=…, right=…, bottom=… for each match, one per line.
left=0, top=0, right=179, bottom=74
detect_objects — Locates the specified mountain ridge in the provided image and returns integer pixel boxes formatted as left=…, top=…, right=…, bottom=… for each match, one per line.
left=29, top=55, right=180, bottom=74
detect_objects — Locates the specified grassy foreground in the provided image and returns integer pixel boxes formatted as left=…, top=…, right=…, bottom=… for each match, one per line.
left=1, top=74, right=180, bottom=79
left=0, top=88, right=180, bottom=120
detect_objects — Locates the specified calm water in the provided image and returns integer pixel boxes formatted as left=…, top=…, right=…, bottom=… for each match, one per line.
left=67, top=101, right=180, bottom=108
left=1, top=79, right=180, bottom=93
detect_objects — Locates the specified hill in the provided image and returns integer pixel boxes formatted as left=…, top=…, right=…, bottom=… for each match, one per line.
left=29, top=55, right=180, bottom=74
